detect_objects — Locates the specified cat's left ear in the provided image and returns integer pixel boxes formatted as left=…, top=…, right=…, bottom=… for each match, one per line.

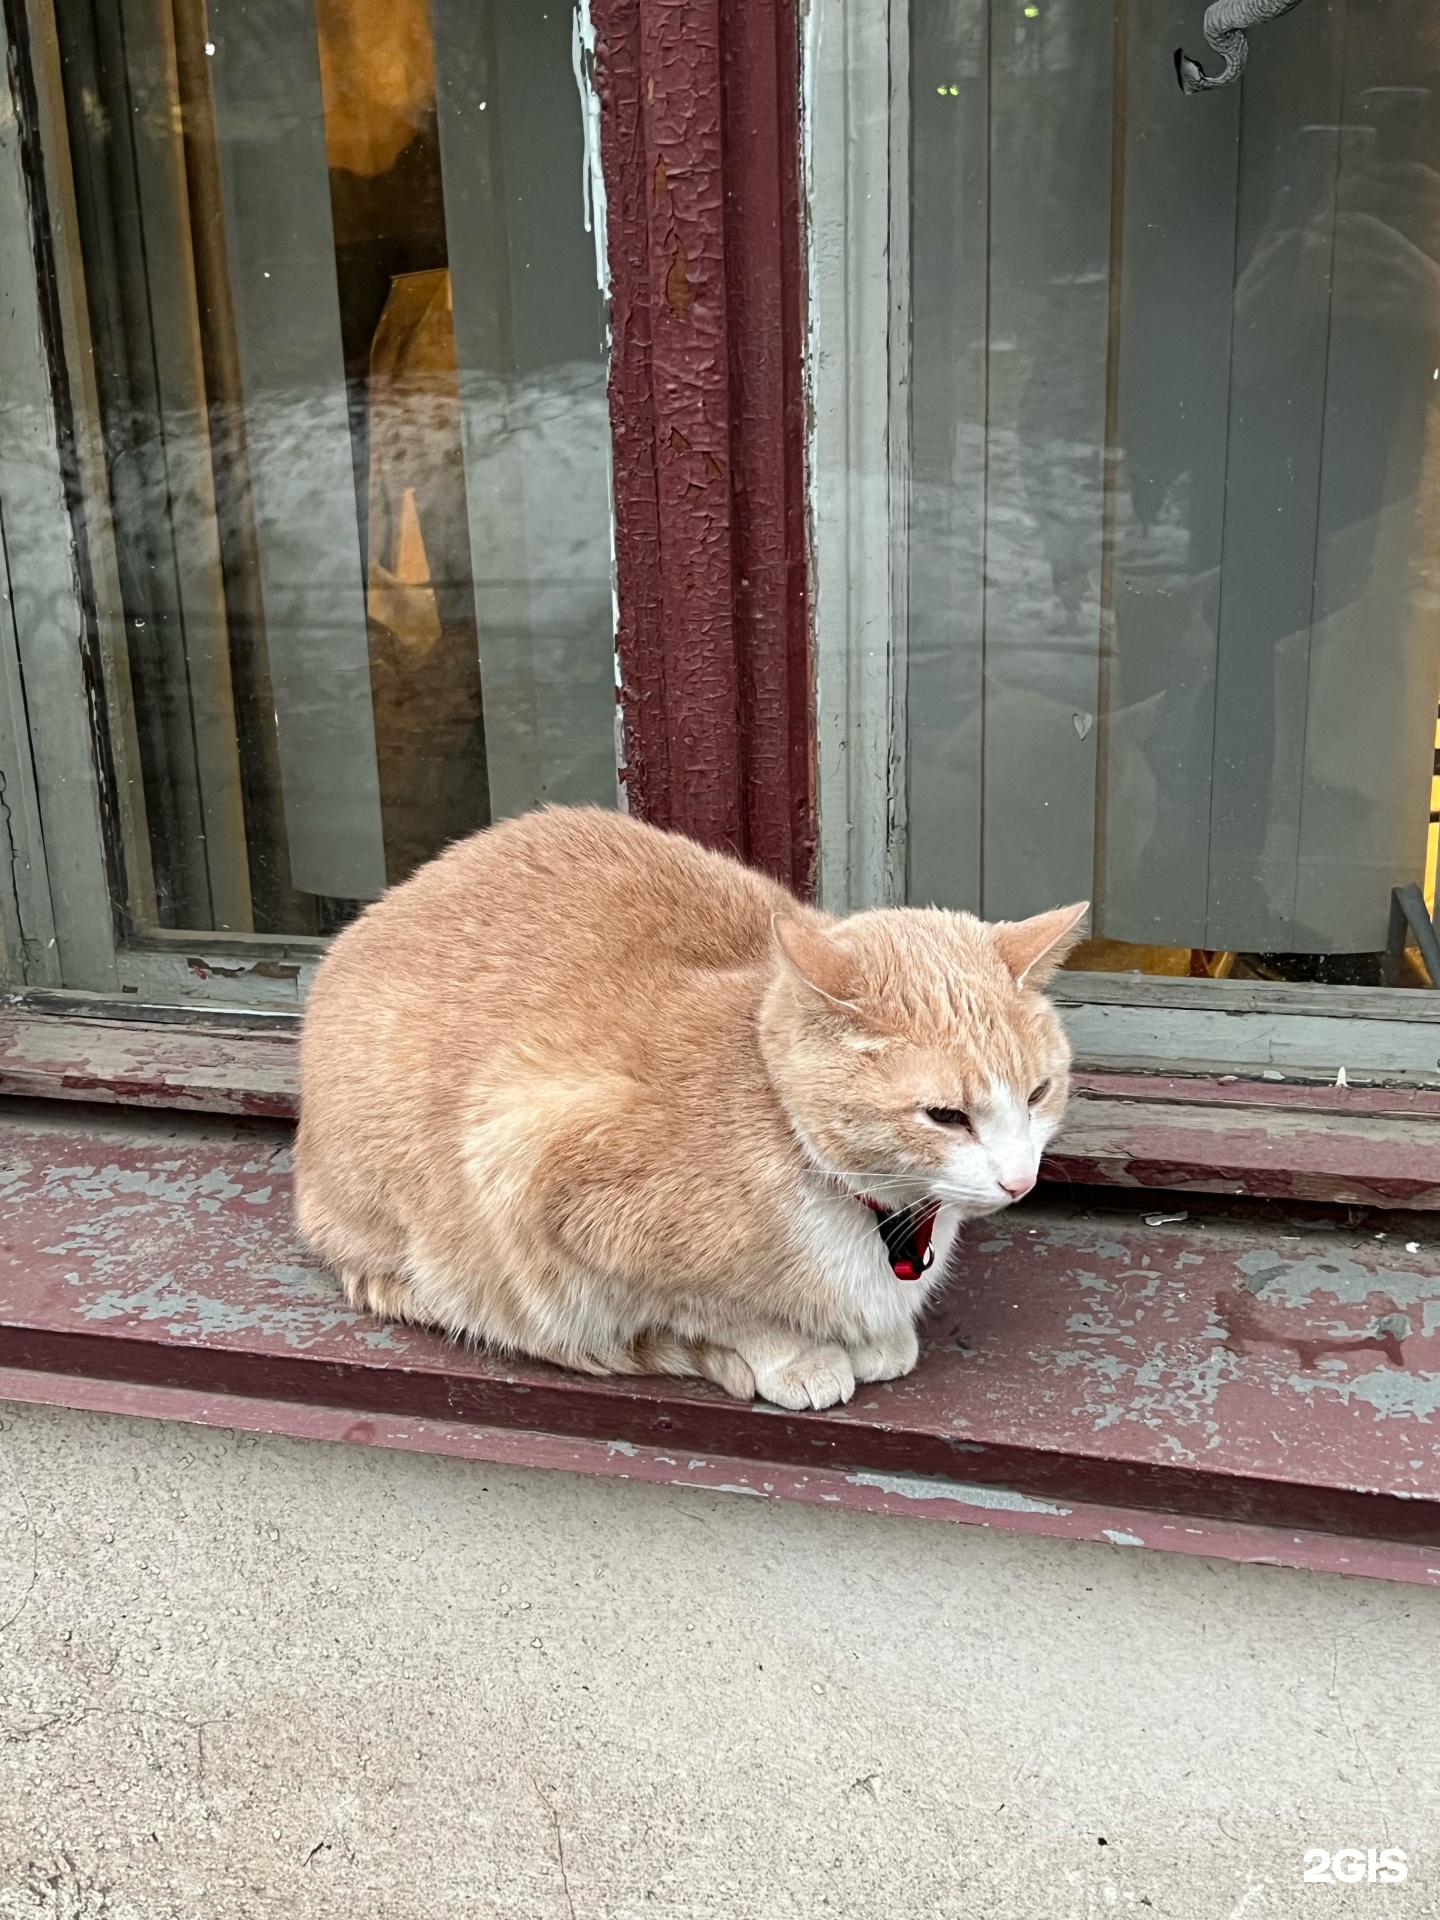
left=772, top=914, right=861, bottom=1011
left=991, top=902, right=1089, bottom=988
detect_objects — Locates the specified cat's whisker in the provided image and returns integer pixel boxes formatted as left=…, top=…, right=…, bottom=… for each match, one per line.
left=873, top=1198, right=940, bottom=1235
left=821, top=1169, right=934, bottom=1190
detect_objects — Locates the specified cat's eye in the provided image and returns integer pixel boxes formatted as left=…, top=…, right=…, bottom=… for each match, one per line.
left=925, top=1107, right=971, bottom=1130
left=1029, top=1080, right=1052, bottom=1107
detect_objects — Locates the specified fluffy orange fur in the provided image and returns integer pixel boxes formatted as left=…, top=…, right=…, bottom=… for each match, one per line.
left=295, top=808, right=1086, bottom=1409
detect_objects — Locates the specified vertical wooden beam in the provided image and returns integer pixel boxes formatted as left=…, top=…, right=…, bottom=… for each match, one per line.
left=640, top=0, right=742, bottom=858
left=719, top=0, right=812, bottom=890
left=591, top=0, right=670, bottom=834
left=593, top=0, right=812, bottom=891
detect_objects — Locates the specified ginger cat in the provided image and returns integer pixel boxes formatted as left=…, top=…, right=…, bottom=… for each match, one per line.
left=296, top=808, right=1086, bottom=1409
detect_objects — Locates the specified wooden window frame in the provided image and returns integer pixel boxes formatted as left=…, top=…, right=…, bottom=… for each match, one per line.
left=0, top=0, right=1438, bottom=1205
left=802, top=0, right=1440, bottom=1128
left=0, top=0, right=810, bottom=997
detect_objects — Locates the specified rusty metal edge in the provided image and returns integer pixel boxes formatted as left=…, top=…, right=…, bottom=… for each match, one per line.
left=2, top=1313, right=1436, bottom=1548
left=2, top=1362, right=1435, bottom=1589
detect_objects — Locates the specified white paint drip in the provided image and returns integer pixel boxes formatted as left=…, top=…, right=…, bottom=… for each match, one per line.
left=847, top=1470, right=1071, bottom=1516
left=1103, top=1528, right=1145, bottom=1548
left=571, top=0, right=622, bottom=803
left=571, top=2, right=609, bottom=300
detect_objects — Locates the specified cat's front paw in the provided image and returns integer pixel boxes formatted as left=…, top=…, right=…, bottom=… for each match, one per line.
left=849, top=1322, right=920, bottom=1384
left=752, top=1344, right=856, bottom=1412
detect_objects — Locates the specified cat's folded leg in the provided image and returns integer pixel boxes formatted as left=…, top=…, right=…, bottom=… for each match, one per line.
left=607, top=1330, right=757, bottom=1402
left=847, top=1319, right=921, bottom=1385
left=337, top=1265, right=416, bottom=1323
left=729, top=1330, right=857, bottom=1411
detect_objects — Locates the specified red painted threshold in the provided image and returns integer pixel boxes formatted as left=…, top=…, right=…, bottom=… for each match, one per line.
left=5, top=1005, right=1440, bottom=1206
left=2, top=1363, right=1436, bottom=1588
left=0, top=1098, right=1437, bottom=1585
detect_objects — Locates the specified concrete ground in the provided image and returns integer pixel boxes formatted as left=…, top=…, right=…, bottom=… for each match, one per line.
left=0, top=1399, right=1434, bottom=1920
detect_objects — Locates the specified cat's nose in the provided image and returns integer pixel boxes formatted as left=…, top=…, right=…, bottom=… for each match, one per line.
left=999, top=1173, right=1035, bottom=1199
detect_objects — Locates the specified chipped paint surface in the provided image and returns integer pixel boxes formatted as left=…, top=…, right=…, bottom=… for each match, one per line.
left=0, top=1012, right=299, bottom=1118
left=8, top=1016, right=1438, bottom=1213
left=845, top=1471, right=1069, bottom=1516
left=3, top=1360, right=1438, bottom=1587
left=1047, top=1085, right=1440, bottom=1208
left=588, top=0, right=811, bottom=884
left=0, top=1105, right=1438, bottom=1550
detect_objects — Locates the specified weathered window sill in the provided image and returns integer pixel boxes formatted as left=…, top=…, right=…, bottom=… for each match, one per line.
left=0, top=1094, right=1436, bottom=1587
left=4, top=1002, right=1440, bottom=1207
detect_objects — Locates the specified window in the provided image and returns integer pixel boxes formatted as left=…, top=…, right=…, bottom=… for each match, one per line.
left=1, top=0, right=618, bottom=1003
left=810, top=0, right=1440, bottom=1084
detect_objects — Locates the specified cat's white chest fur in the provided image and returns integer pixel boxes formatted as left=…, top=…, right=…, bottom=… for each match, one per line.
left=792, top=1183, right=957, bottom=1338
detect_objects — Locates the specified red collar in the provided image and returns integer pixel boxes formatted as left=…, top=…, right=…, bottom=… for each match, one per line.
left=860, top=1196, right=941, bottom=1281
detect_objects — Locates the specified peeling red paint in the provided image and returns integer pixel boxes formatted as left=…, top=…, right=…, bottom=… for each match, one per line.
left=3, top=1360, right=1437, bottom=1585
left=718, top=0, right=813, bottom=889
left=641, top=0, right=742, bottom=854
left=1047, top=1081, right=1440, bottom=1209
left=0, top=1012, right=298, bottom=1118
left=1217, top=1288, right=1408, bottom=1371
left=592, top=0, right=812, bottom=890
left=594, top=0, right=669, bottom=820
left=1071, top=1072, right=1440, bottom=1118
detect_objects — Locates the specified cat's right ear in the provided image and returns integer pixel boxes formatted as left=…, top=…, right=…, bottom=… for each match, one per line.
left=991, top=901, right=1090, bottom=987
left=772, top=915, right=860, bottom=1011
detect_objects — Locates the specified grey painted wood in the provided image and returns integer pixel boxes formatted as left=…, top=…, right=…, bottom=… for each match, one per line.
left=0, top=499, right=60, bottom=986
left=1095, top=0, right=1240, bottom=947
left=114, top=942, right=316, bottom=1007
left=1202, top=1, right=1346, bottom=950
left=885, top=0, right=911, bottom=908
left=810, top=0, right=900, bottom=909
left=493, top=4, right=613, bottom=811
left=23, top=0, right=160, bottom=933
left=206, top=0, right=386, bottom=901
left=1291, top=0, right=1440, bottom=951
left=1051, top=971, right=1440, bottom=1022
left=1060, top=1001, right=1440, bottom=1082
left=51, top=0, right=219, bottom=928
left=0, top=48, right=117, bottom=991
left=117, top=0, right=252, bottom=931
left=904, top=0, right=987, bottom=911
left=432, top=0, right=614, bottom=819
left=977, top=0, right=1113, bottom=920
left=430, top=0, right=539, bottom=820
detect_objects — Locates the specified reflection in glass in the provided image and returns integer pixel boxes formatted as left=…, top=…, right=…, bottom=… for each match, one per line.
left=52, top=0, right=615, bottom=935
left=906, top=0, right=1440, bottom=986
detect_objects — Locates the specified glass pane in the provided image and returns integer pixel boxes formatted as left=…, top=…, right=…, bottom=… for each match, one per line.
left=51, top=0, right=615, bottom=936
left=906, top=0, right=1440, bottom=989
